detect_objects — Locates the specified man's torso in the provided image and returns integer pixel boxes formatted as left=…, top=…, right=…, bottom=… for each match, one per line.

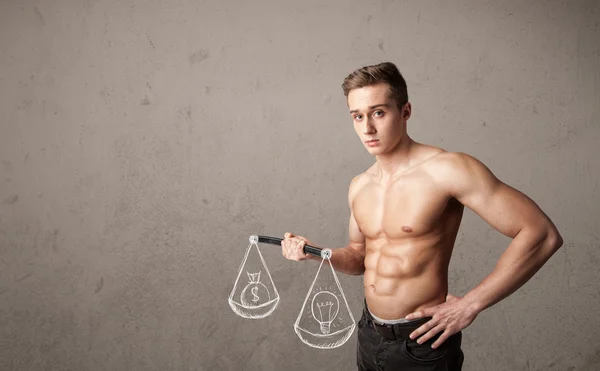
left=350, top=147, right=464, bottom=319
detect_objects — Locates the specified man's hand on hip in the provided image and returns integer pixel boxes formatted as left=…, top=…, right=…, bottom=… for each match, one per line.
left=405, top=294, right=479, bottom=349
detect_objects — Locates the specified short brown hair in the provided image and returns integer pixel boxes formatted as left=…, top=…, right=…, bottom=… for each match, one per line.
left=342, top=62, right=408, bottom=109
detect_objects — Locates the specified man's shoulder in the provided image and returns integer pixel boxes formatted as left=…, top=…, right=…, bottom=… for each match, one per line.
left=347, top=165, right=377, bottom=202
left=348, top=151, right=477, bottom=185
left=350, top=163, right=377, bottom=184
left=427, top=150, right=474, bottom=170
left=408, top=144, right=473, bottom=172
left=426, top=151, right=495, bottom=191
left=348, top=172, right=368, bottom=194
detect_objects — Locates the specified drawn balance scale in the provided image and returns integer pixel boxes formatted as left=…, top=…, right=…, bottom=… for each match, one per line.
left=228, top=235, right=356, bottom=349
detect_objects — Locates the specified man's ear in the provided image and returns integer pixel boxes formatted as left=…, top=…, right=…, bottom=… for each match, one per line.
left=403, top=102, right=412, bottom=120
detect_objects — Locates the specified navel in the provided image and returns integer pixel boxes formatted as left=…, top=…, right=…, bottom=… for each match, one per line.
left=401, top=225, right=413, bottom=233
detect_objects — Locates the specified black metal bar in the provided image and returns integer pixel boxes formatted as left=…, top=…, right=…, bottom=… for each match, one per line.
left=256, top=235, right=323, bottom=258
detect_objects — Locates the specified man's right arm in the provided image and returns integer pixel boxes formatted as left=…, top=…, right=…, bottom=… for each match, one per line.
left=329, top=210, right=366, bottom=275
left=281, top=177, right=367, bottom=275
left=319, top=175, right=366, bottom=275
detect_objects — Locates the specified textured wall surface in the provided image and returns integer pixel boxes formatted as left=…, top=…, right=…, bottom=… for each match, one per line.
left=1, top=0, right=599, bottom=370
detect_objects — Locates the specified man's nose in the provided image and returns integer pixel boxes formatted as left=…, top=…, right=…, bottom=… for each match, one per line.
left=363, top=118, right=376, bottom=135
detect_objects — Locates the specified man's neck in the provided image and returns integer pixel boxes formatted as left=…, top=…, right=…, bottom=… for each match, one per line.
left=374, top=136, right=419, bottom=180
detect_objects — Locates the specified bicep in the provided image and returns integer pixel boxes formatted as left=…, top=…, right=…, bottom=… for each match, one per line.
left=348, top=176, right=366, bottom=254
left=450, top=153, right=553, bottom=239
left=349, top=211, right=366, bottom=252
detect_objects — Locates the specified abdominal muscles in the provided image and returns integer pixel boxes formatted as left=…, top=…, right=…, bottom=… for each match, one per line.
left=363, top=238, right=450, bottom=320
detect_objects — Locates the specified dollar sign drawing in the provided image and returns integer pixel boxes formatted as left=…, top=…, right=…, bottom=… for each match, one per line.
left=251, top=287, right=260, bottom=302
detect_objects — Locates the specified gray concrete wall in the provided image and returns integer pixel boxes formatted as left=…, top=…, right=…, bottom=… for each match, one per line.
left=1, top=0, right=599, bottom=370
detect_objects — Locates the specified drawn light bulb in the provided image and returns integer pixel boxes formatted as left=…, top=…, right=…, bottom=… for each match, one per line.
left=311, top=291, right=340, bottom=335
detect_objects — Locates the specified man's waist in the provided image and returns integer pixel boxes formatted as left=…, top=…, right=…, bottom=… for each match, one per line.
left=367, top=307, right=421, bottom=325
left=364, top=290, right=446, bottom=320
left=362, top=300, right=431, bottom=341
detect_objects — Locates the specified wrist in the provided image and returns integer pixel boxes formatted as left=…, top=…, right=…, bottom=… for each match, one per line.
left=462, top=294, right=486, bottom=316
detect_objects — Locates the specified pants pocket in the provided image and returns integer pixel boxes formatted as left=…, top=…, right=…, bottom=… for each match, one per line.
left=402, top=339, right=447, bottom=364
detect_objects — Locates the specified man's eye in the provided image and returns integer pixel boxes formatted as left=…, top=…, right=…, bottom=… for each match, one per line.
left=374, top=111, right=384, bottom=117
left=354, top=115, right=363, bottom=120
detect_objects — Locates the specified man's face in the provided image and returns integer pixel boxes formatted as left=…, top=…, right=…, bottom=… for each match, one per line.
left=347, top=83, right=409, bottom=156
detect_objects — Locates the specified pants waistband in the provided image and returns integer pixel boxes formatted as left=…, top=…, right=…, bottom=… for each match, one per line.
left=368, top=307, right=419, bottom=324
left=363, top=302, right=432, bottom=341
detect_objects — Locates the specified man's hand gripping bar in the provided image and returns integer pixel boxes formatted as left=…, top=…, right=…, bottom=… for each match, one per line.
left=249, top=235, right=332, bottom=260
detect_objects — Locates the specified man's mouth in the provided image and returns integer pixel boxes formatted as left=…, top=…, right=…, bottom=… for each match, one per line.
left=365, top=139, right=379, bottom=147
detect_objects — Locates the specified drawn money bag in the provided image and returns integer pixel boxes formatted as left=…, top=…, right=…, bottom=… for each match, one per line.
left=294, top=258, right=355, bottom=349
left=229, top=240, right=279, bottom=319
left=240, top=272, right=270, bottom=307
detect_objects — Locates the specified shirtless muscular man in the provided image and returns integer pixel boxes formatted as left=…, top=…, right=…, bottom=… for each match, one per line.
left=281, top=62, right=563, bottom=371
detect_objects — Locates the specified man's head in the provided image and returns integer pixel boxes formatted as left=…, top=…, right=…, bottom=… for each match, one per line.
left=342, top=62, right=412, bottom=156
left=342, top=62, right=408, bottom=110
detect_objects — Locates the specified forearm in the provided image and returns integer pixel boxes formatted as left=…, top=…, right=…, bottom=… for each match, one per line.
left=463, top=227, right=563, bottom=314
left=312, top=245, right=364, bottom=275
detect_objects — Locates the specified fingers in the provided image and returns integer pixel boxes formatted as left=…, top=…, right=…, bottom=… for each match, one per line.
left=409, top=319, right=454, bottom=349
left=431, top=330, right=453, bottom=349
left=405, top=311, right=422, bottom=321
left=414, top=322, right=445, bottom=344
left=406, top=305, right=434, bottom=320
left=281, top=232, right=309, bottom=261
left=407, top=295, right=472, bottom=349
left=408, top=309, right=460, bottom=349
left=409, top=318, right=436, bottom=341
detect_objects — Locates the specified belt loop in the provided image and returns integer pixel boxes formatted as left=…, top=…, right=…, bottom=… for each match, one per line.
left=390, top=325, right=398, bottom=340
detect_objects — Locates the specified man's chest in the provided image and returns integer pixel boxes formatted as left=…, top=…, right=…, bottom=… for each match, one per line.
left=352, top=177, right=454, bottom=239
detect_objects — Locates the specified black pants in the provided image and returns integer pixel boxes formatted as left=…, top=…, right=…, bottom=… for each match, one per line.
left=357, top=303, right=464, bottom=371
